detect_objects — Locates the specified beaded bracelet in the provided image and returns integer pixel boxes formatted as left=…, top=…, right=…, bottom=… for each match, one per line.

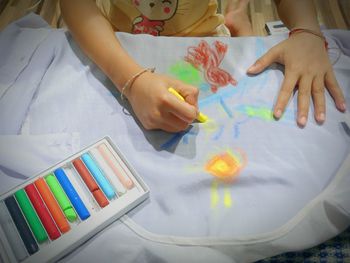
left=289, top=28, right=328, bottom=49
left=120, top=67, right=156, bottom=100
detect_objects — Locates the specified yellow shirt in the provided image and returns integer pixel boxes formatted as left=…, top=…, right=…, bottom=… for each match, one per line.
left=96, top=0, right=230, bottom=36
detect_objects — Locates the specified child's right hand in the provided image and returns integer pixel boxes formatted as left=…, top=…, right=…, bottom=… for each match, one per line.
left=124, top=71, right=199, bottom=132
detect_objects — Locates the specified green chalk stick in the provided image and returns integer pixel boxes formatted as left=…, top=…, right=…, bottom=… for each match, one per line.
left=45, top=174, right=77, bottom=222
left=14, top=189, right=48, bottom=243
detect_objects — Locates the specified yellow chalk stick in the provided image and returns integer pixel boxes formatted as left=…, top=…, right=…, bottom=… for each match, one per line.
left=168, top=87, right=185, bottom=101
left=168, top=87, right=208, bottom=123
left=197, top=112, right=208, bottom=123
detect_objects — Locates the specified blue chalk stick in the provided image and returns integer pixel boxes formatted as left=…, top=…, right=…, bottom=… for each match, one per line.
left=81, top=153, right=116, bottom=199
left=54, top=168, right=90, bottom=220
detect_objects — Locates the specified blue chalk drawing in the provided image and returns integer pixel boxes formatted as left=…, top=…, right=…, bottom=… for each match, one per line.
left=161, top=39, right=275, bottom=149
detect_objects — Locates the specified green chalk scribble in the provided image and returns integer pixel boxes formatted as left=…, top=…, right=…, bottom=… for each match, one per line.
left=169, top=61, right=202, bottom=85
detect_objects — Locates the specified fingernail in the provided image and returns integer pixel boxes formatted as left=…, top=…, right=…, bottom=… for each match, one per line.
left=298, top=116, right=307, bottom=127
left=274, top=109, right=282, bottom=119
left=340, top=102, right=347, bottom=112
left=317, top=113, right=325, bottom=123
left=247, top=64, right=257, bottom=73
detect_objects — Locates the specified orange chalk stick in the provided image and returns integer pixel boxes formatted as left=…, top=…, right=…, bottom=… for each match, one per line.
left=34, top=178, right=70, bottom=234
left=72, top=159, right=109, bottom=208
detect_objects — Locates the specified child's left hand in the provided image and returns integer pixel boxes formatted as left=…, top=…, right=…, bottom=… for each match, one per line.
left=247, top=32, right=346, bottom=127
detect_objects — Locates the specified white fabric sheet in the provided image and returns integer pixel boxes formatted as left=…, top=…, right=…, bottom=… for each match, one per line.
left=0, top=13, right=349, bottom=262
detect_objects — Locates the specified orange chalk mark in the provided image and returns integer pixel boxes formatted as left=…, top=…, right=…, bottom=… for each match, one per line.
left=34, top=178, right=70, bottom=233
left=205, top=150, right=246, bottom=182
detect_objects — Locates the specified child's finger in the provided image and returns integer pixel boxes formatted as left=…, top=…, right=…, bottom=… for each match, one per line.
left=166, top=93, right=197, bottom=123
left=184, top=87, right=199, bottom=107
left=325, top=70, right=346, bottom=112
left=160, top=115, right=190, bottom=133
left=173, top=83, right=199, bottom=107
left=273, top=72, right=298, bottom=119
left=311, top=76, right=326, bottom=123
left=297, top=76, right=312, bottom=127
left=142, top=109, right=190, bottom=132
left=247, top=46, right=279, bottom=74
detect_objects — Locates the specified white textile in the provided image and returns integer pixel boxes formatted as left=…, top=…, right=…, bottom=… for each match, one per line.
left=0, top=13, right=349, bottom=263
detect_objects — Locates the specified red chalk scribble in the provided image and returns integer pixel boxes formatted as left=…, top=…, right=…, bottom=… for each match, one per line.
left=184, top=40, right=237, bottom=93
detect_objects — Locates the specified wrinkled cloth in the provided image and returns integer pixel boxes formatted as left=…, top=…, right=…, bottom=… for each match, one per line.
left=0, top=13, right=349, bottom=263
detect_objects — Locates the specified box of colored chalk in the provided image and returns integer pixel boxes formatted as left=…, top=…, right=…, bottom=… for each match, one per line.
left=0, top=137, right=149, bottom=263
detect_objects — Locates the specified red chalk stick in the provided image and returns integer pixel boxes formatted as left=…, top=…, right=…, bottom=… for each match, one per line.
left=25, top=184, right=61, bottom=240
left=72, top=159, right=109, bottom=208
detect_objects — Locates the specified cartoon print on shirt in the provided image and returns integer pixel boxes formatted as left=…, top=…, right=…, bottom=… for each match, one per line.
left=132, top=0, right=178, bottom=36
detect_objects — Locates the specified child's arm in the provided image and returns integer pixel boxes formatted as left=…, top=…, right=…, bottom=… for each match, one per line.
left=247, top=0, right=346, bottom=127
left=59, top=0, right=198, bottom=132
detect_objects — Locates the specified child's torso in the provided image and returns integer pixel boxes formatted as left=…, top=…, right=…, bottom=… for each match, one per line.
left=96, top=0, right=228, bottom=36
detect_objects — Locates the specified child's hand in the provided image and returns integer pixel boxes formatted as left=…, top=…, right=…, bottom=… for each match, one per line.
left=125, top=72, right=199, bottom=132
left=247, top=32, right=346, bottom=127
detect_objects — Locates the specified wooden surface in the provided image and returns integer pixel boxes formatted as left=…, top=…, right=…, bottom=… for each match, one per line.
left=0, top=0, right=349, bottom=34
